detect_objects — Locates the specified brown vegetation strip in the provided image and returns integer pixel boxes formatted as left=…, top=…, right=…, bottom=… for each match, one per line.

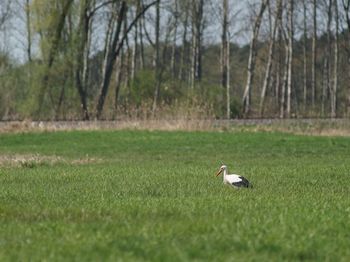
left=0, top=154, right=101, bottom=167
left=0, top=119, right=349, bottom=136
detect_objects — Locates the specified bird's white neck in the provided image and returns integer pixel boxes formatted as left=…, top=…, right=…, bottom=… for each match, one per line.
left=222, top=168, right=227, bottom=182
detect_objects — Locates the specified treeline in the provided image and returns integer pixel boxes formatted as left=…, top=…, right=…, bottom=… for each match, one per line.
left=0, top=0, right=350, bottom=120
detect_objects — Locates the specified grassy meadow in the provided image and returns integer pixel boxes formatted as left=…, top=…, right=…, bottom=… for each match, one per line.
left=0, top=130, right=350, bottom=261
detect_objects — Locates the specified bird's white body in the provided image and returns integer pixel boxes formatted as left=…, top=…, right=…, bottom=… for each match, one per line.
left=223, top=173, right=243, bottom=185
left=215, top=165, right=251, bottom=188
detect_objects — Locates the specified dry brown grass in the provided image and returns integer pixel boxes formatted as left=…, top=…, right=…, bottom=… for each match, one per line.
left=271, top=119, right=350, bottom=137
left=0, top=119, right=217, bottom=133
left=0, top=118, right=350, bottom=136
left=0, top=154, right=102, bottom=167
left=245, top=125, right=350, bottom=137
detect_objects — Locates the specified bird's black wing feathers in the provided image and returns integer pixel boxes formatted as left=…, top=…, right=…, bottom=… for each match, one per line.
left=232, top=176, right=251, bottom=188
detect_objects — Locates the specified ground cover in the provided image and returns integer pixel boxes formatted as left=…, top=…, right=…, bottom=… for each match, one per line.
left=0, top=130, right=349, bottom=261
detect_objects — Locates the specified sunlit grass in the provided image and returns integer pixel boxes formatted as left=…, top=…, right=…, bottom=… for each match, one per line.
left=0, top=130, right=350, bottom=261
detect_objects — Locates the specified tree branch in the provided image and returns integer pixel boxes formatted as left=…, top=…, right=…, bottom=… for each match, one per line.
left=88, top=0, right=116, bottom=19
left=114, top=0, right=158, bottom=59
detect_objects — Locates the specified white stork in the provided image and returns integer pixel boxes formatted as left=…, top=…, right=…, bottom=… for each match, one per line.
left=215, top=165, right=252, bottom=188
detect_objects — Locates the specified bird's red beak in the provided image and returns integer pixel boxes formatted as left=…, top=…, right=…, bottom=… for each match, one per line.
left=215, top=169, right=222, bottom=177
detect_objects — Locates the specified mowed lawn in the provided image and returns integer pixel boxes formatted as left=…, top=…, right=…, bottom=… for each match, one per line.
left=0, top=130, right=350, bottom=261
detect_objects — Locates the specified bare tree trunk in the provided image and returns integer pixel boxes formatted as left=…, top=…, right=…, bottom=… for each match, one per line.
left=267, top=0, right=273, bottom=37
left=242, top=0, right=268, bottom=116
left=286, top=0, right=294, bottom=118
left=311, top=0, right=317, bottom=108
left=178, top=3, right=189, bottom=81
left=55, top=74, right=67, bottom=120
left=171, top=1, right=179, bottom=79
left=331, top=0, right=339, bottom=118
left=222, top=0, right=230, bottom=119
left=221, top=0, right=228, bottom=87
left=196, top=0, right=204, bottom=82
left=131, top=36, right=137, bottom=81
left=190, top=2, right=197, bottom=89
left=275, top=25, right=282, bottom=109
left=114, top=48, right=125, bottom=119
left=260, top=0, right=282, bottom=117
left=100, top=18, right=115, bottom=114
left=75, top=0, right=92, bottom=120
left=280, top=28, right=289, bottom=119
left=25, top=0, right=32, bottom=63
left=152, top=0, right=161, bottom=113
left=302, top=0, right=308, bottom=110
left=343, top=0, right=350, bottom=116
left=124, top=19, right=131, bottom=108
left=138, top=3, right=145, bottom=70
left=190, top=0, right=204, bottom=89
left=97, top=1, right=126, bottom=119
left=226, top=39, right=230, bottom=119
left=25, top=0, right=33, bottom=115
left=322, top=0, right=333, bottom=117
left=82, top=4, right=93, bottom=95
left=131, top=3, right=140, bottom=80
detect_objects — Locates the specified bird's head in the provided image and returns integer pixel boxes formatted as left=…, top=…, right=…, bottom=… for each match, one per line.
left=215, top=165, right=227, bottom=177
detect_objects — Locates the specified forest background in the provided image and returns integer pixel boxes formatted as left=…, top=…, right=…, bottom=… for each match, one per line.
left=1, top=0, right=350, bottom=121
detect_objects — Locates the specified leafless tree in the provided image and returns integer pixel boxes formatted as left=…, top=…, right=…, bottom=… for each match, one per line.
left=152, top=0, right=161, bottom=113
left=96, top=0, right=157, bottom=119
left=331, top=0, right=339, bottom=118
left=322, top=0, right=333, bottom=116
left=260, top=0, right=282, bottom=116
left=0, top=0, right=11, bottom=30
left=286, top=0, right=294, bottom=118
left=311, top=0, right=317, bottom=108
left=302, top=0, right=308, bottom=107
left=171, top=0, right=179, bottom=78
left=280, top=26, right=289, bottom=118
left=74, top=0, right=96, bottom=120
left=242, top=0, right=268, bottom=116
left=24, top=0, right=32, bottom=62
left=190, top=0, right=204, bottom=89
left=222, top=0, right=230, bottom=119
left=343, top=0, right=350, bottom=116
left=178, top=1, right=189, bottom=82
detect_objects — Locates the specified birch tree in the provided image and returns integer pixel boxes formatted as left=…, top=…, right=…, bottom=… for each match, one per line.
left=280, top=27, right=289, bottom=118
left=242, top=0, right=268, bottom=116
left=260, top=0, right=282, bottom=116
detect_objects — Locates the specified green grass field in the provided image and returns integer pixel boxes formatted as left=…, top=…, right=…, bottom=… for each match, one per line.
left=0, top=130, right=350, bottom=261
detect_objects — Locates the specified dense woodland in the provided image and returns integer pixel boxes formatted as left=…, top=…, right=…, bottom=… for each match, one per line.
left=0, top=0, right=350, bottom=120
